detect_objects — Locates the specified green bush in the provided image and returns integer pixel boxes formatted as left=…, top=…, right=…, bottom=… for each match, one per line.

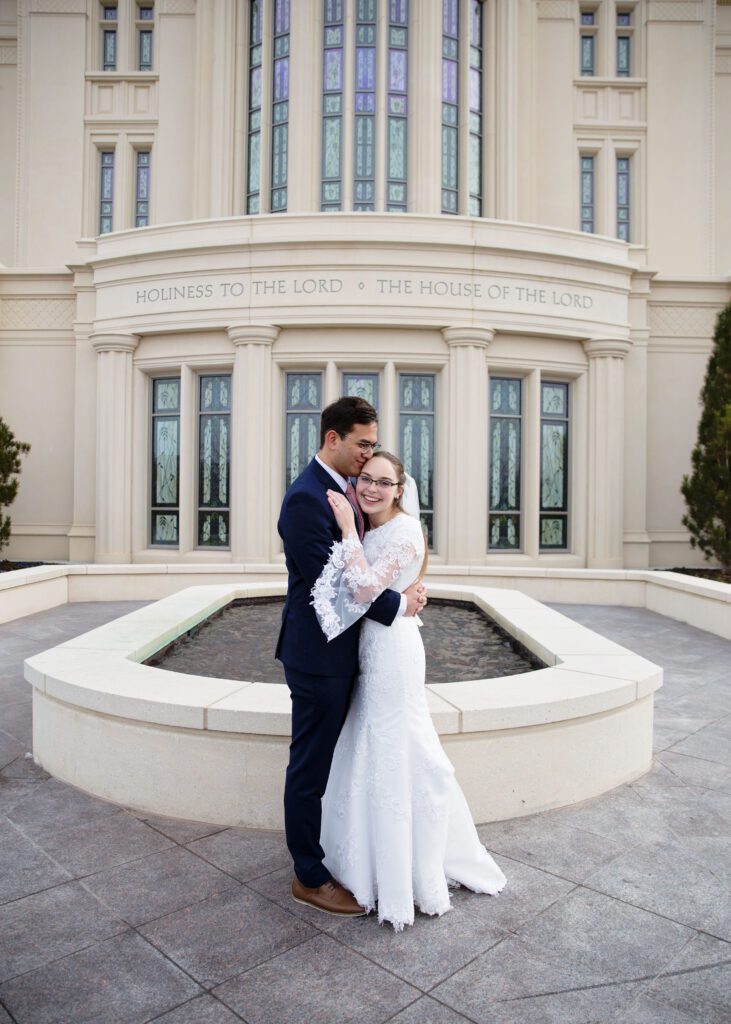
left=681, top=302, right=731, bottom=572
left=0, top=418, right=31, bottom=553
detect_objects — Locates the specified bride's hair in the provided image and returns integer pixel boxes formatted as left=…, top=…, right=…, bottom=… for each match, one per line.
left=370, top=451, right=428, bottom=579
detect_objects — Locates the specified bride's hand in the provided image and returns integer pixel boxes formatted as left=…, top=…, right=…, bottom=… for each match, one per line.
left=326, top=489, right=357, bottom=538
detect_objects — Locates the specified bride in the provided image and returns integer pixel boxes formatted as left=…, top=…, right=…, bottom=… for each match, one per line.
left=311, top=452, right=506, bottom=931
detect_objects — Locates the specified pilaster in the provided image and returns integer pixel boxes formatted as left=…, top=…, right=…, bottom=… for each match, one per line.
left=583, top=336, right=631, bottom=569
left=411, top=0, right=442, bottom=213
left=443, top=326, right=493, bottom=562
left=91, top=331, right=139, bottom=563
left=228, top=324, right=279, bottom=562
left=67, top=266, right=97, bottom=562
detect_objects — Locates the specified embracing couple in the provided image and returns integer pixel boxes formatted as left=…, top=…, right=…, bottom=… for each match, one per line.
left=276, top=396, right=506, bottom=931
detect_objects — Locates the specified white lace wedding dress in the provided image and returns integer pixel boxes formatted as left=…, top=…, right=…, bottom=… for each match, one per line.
left=311, top=513, right=506, bottom=930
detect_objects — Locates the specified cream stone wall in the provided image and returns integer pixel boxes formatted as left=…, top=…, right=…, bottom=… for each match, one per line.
left=0, top=0, right=729, bottom=569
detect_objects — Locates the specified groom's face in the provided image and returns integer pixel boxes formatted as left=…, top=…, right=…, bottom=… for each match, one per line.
left=330, top=422, right=379, bottom=478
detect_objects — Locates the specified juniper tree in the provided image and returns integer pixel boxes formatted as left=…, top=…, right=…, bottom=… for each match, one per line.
left=681, top=302, right=731, bottom=572
left=0, top=417, right=31, bottom=553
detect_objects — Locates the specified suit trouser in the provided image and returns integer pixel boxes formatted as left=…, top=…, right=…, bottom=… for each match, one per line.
left=283, top=665, right=356, bottom=888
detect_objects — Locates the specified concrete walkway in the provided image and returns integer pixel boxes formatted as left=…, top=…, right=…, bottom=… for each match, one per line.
left=0, top=600, right=729, bottom=1024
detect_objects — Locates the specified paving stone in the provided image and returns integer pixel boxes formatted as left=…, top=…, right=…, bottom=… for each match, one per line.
left=30, top=811, right=175, bottom=878
left=630, top=780, right=731, bottom=838
left=452, top=854, right=575, bottom=933
left=476, top=813, right=626, bottom=883
left=142, top=816, right=228, bottom=846
left=618, top=963, right=731, bottom=1024
left=0, top=702, right=32, bottom=746
left=386, top=998, right=471, bottom=1024
left=652, top=714, right=717, bottom=753
left=140, top=887, right=315, bottom=988
left=330, top=900, right=508, bottom=990
left=655, top=750, right=731, bottom=790
left=149, top=994, right=244, bottom=1023
left=213, top=932, right=419, bottom=1024
left=666, top=719, right=731, bottom=767
left=432, top=888, right=692, bottom=1019
left=0, top=819, right=71, bottom=905
left=541, top=784, right=675, bottom=847
left=0, top=881, right=127, bottom=982
left=188, top=827, right=291, bottom=882
left=7, top=777, right=121, bottom=838
left=585, top=837, right=731, bottom=940
left=0, top=778, right=37, bottom=816
left=0, top=931, right=201, bottom=1024
left=0, top=1002, right=13, bottom=1023
left=82, top=846, right=241, bottom=926
left=0, top=754, right=50, bottom=782
left=0, top=730, right=25, bottom=772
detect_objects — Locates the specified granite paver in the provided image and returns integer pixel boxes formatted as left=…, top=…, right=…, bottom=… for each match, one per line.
left=0, top=598, right=729, bottom=1024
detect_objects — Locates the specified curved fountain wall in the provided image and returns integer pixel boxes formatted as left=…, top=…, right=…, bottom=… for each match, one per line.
left=24, top=582, right=662, bottom=828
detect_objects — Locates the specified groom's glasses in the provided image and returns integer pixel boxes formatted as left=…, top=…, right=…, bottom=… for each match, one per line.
left=359, top=474, right=399, bottom=490
left=351, top=440, right=381, bottom=454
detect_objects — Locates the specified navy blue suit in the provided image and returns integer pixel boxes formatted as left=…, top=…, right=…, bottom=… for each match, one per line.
left=276, top=457, right=401, bottom=886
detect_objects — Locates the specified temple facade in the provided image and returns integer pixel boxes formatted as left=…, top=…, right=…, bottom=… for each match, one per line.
left=0, top=0, right=729, bottom=570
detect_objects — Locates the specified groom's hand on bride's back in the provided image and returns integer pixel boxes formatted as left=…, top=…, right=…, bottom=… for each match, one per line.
left=403, top=581, right=427, bottom=617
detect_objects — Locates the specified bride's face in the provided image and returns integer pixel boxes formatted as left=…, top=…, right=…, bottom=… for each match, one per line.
left=356, top=456, right=402, bottom=516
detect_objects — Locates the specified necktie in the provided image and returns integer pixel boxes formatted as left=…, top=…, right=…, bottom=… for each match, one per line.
left=344, top=480, right=365, bottom=541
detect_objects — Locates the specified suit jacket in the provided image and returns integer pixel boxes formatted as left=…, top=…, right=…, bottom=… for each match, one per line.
left=276, top=457, right=401, bottom=676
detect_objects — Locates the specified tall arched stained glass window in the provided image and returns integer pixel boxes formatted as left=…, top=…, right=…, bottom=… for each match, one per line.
left=271, top=0, right=290, bottom=212
left=441, top=0, right=459, bottom=214
left=246, top=0, right=263, bottom=214
left=468, top=0, right=483, bottom=216
left=322, top=0, right=345, bottom=211
left=354, top=0, right=377, bottom=211
left=386, top=0, right=408, bottom=212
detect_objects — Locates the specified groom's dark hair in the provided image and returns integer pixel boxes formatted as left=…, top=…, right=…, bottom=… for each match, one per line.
left=320, top=395, right=378, bottom=446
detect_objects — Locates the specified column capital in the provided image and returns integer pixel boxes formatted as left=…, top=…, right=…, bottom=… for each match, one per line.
left=442, top=326, right=494, bottom=349
left=227, top=324, right=280, bottom=347
left=90, top=332, right=139, bottom=354
left=583, top=337, right=632, bottom=359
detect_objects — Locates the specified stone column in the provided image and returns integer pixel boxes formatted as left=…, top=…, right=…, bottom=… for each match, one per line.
left=228, top=324, right=279, bottom=562
left=494, top=0, right=519, bottom=220
left=91, top=332, right=139, bottom=563
left=583, top=337, right=632, bottom=568
left=443, top=326, right=493, bottom=563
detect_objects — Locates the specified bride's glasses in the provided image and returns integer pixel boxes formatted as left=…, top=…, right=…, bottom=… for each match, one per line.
left=359, top=474, right=399, bottom=490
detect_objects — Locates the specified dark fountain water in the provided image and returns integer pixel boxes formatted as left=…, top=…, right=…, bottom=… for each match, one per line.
left=149, top=598, right=544, bottom=684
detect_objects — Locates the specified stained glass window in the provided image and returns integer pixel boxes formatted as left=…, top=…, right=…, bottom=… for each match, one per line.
left=580, top=9, right=595, bottom=76
left=99, top=150, right=114, bottom=234
left=343, top=372, right=379, bottom=411
left=616, top=156, right=630, bottom=241
left=151, top=377, right=180, bottom=546
left=399, top=373, right=435, bottom=547
left=580, top=155, right=594, bottom=233
left=271, top=0, right=291, bottom=212
left=102, top=4, right=117, bottom=71
left=286, top=372, right=322, bottom=488
left=468, top=0, right=483, bottom=217
left=387, top=0, right=408, bottom=212
left=322, top=0, right=345, bottom=211
left=441, top=0, right=459, bottom=213
left=246, top=0, right=263, bottom=214
left=135, top=151, right=150, bottom=227
left=137, top=4, right=154, bottom=71
left=540, top=381, right=569, bottom=550
left=354, top=0, right=377, bottom=211
left=198, top=375, right=231, bottom=547
left=616, top=11, right=631, bottom=77
left=488, top=378, right=521, bottom=550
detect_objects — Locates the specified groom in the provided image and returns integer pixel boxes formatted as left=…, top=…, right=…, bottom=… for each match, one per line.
left=276, top=395, right=426, bottom=916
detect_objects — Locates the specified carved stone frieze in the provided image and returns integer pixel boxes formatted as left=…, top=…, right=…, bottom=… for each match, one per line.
left=1, top=298, right=75, bottom=330
left=649, top=304, right=721, bottom=339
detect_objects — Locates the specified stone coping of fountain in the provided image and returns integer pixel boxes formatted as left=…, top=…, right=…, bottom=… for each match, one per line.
left=24, top=582, right=662, bottom=737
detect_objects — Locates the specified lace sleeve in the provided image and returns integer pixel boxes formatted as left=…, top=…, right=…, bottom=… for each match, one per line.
left=311, top=526, right=419, bottom=642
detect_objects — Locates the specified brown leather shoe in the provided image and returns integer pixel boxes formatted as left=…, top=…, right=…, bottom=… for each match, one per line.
left=291, top=878, right=366, bottom=917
